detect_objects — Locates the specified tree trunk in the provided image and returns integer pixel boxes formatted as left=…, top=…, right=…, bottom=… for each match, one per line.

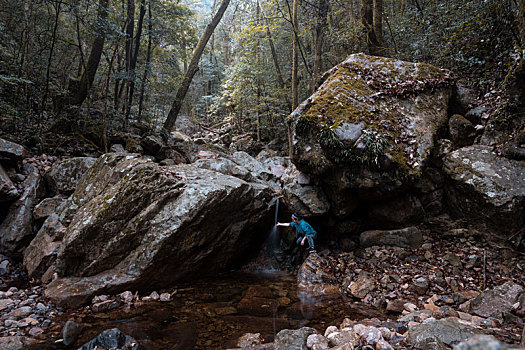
left=138, top=0, right=153, bottom=121
left=312, top=0, right=328, bottom=91
left=125, top=0, right=146, bottom=119
left=163, top=0, right=230, bottom=132
left=361, top=0, right=380, bottom=56
left=373, top=0, right=384, bottom=55
left=68, top=0, right=109, bottom=106
left=42, top=0, right=62, bottom=113
left=291, top=0, right=298, bottom=110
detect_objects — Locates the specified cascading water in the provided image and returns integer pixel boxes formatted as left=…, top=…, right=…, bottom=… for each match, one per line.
left=268, top=197, right=280, bottom=253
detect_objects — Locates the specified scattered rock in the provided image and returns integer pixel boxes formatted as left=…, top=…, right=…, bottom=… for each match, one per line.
left=77, top=328, right=140, bottom=350
left=62, top=320, right=84, bottom=347
left=360, top=226, right=423, bottom=249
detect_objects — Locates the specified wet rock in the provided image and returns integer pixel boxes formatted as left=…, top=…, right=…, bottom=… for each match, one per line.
left=33, top=196, right=66, bottom=220
left=349, top=272, right=376, bottom=299
left=237, top=333, right=264, bottom=348
left=62, top=320, right=84, bottom=347
left=274, top=327, right=317, bottom=350
left=237, top=296, right=278, bottom=317
left=297, top=253, right=339, bottom=296
left=0, top=137, right=28, bottom=161
left=78, top=328, right=140, bottom=350
left=407, top=319, right=483, bottom=350
left=449, top=114, right=476, bottom=148
left=468, top=281, right=524, bottom=318
left=291, top=53, right=452, bottom=213
left=367, top=195, right=426, bottom=228
left=453, top=334, right=511, bottom=350
left=0, top=164, right=42, bottom=257
left=44, top=157, right=96, bottom=195
left=442, top=145, right=525, bottom=233
left=0, top=163, right=19, bottom=203
left=44, top=154, right=274, bottom=307
left=360, top=226, right=423, bottom=249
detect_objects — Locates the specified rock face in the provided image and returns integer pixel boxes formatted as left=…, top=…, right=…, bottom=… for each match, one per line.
left=44, top=153, right=274, bottom=307
left=442, top=145, right=525, bottom=233
left=290, top=53, right=453, bottom=220
left=0, top=164, right=43, bottom=257
left=0, top=137, right=28, bottom=161
left=0, top=164, right=19, bottom=203
left=44, top=157, right=96, bottom=195
left=360, top=226, right=423, bottom=248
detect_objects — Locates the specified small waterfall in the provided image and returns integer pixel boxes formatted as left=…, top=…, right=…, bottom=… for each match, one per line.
left=268, top=198, right=280, bottom=253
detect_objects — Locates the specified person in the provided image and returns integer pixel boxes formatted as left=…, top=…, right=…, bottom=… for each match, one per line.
left=276, top=214, right=317, bottom=253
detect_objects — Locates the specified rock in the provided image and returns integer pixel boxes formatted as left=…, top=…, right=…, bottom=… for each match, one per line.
left=0, top=298, right=14, bottom=311
left=297, top=252, right=340, bottom=296
left=44, top=154, right=274, bottom=307
left=448, top=114, right=476, bottom=148
left=33, top=196, right=66, bottom=220
left=349, top=272, right=376, bottom=299
left=327, top=329, right=358, bottom=347
left=324, top=326, right=339, bottom=337
left=307, top=334, right=329, bottom=349
left=7, top=306, right=32, bottom=318
left=376, top=339, right=395, bottom=350
left=140, top=135, right=165, bottom=156
left=28, top=327, right=44, bottom=337
left=44, top=157, right=96, bottom=195
left=407, top=319, right=483, bottom=350
left=469, top=281, right=524, bottom=318
left=386, top=299, right=409, bottom=313
left=237, top=333, right=264, bottom=348
left=442, top=145, right=525, bottom=233
left=119, top=291, right=134, bottom=303
left=0, top=164, right=42, bottom=257
left=356, top=326, right=382, bottom=345
left=231, top=151, right=274, bottom=182
left=110, top=144, right=126, bottom=153
left=360, top=226, right=423, bottom=249
left=274, top=327, right=317, bottom=350
left=0, top=336, right=37, bottom=350
left=193, top=157, right=254, bottom=182
left=465, top=105, right=489, bottom=125
left=23, top=228, right=61, bottom=279
left=443, top=253, right=462, bottom=268
left=0, top=163, right=19, bottom=203
left=0, top=137, right=28, bottom=160
left=367, top=195, right=426, bottom=228
left=290, top=53, right=453, bottom=215
left=409, top=277, right=429, bottom=295
left=78, top=328, right=140, bottom=350
left=453, top=334, right=511, bottom=350
left=159, top=293, right=170, bottom=302
left=282, top=183, right=330, bottom=217
left=62, top=320, right=84, bottom=347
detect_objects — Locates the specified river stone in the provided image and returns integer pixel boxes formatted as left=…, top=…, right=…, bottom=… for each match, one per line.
left=442, top=145, right=525, bottom=233
left=290, top=53, right=452, bottom=211
left=367, top=194, right=426, bottom=228
left=44, top=157, right=96, bottom=195
left=0, top=163, right=19, bottom=203
left=468, top=281, right=524, bottom=318
left=407, top=319, right=484, bottom=350
left=274, top=327, right=317, bottom=350
left=78, top=328, right=140, bottom=350
left=0, top=137, right=28, bottom=161
left=360, top=226, right=423, bottom=249
left=62, top=320, right=84, bottom=347
left=297, top=253, right=339, bottom=296
left=453, top=335, right=511, bottom=350
left=44, top=154, right=274, bottom=307
left=0, top=164, right=42, bottom=258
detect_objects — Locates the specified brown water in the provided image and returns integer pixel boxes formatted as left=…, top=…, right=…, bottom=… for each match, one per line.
left=31, top=270, right=385, bottom=349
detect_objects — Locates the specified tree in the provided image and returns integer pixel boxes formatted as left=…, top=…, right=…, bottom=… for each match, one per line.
left=163, top=0, right=230, bottom=132
left=312, top=0, right=329, bottom=91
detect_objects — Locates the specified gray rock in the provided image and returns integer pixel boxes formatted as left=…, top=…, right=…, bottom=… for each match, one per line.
left=334, top=122, right=364, bottom=145
left=0, top=138, right=28, bottom=160
left=297, top=254, right=339, bottom=296
left=0, top=163, right=19, bottom=203
left=360, top=226, right=423, bottom=249
left=7, top=306, right=32, bottom=319
left=33, top=196, right=66, bottom=220
left=0, top=164, right=42, bottom=257
left=109, top=144, right=126, bottom=153
left=282, top=183, right=330, bottom=217
left=407, top=319, right=483, bottom=350
left=469, top=281, right=524, bottom=318
left=274, top=327, right=317, bottom=350
left=449, top=114, right=476, bottom=148
left=410, top=277, right=430, bottom=295
left=193, top=157, right=254, bottom=182
left=443, top=145, right=525, bottom=233
left=453, top=335, right=510, bottom=350
left=44, top=154, right=274, bottom=307
left=0, top=336, right=37, bottom=350
left=62, top=320, right=84, bottom=346
left=231, top=151, right=274, bottom=182
left=78, top=328, right=140, bottom=350
left=349, top=272, right=376, bottom=299
left=44, top=157, right=96, bottom=195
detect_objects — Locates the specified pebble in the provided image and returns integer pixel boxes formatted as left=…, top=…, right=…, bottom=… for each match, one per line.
left=160, top=293, right=171, bottom=302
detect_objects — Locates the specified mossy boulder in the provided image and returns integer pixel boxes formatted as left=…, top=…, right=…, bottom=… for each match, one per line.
left=290, top=53, right=453, bottom=211
left=44, top=154, right=274, bottom=307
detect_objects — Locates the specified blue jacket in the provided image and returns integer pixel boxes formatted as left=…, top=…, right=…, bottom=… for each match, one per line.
left=290, top=219, right=317, bottom=237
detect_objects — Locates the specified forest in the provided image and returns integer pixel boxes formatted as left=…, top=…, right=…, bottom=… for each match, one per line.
left=1, top=0, right=525, bottom=349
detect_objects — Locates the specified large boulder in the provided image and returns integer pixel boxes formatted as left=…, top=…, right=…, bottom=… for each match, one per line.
left=0, top=164, right=43, bottom=257
left=0, top=163, right=19, bottom=203
left=442, top=145, right=525, bottom=233
left=44, top=153, right=274, bottom=307
left=44, top=157, right=96, bottom=195
left=0, top=137, right=28, bottom=161
left=360, top=226, right=423, bottom=249
left=297, top=253, right=339, bottom=296
left=290, top=53, right=453, bottom=217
